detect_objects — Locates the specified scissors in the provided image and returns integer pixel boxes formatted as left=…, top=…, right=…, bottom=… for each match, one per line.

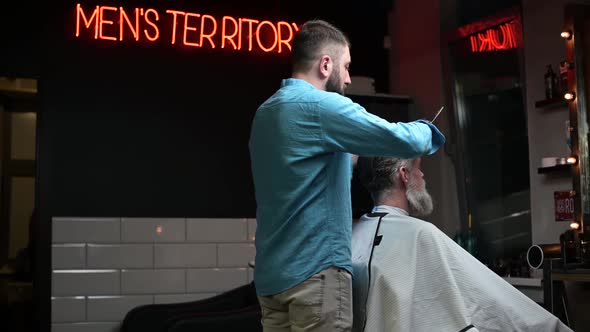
left=431, top=106, right=444, bottom=123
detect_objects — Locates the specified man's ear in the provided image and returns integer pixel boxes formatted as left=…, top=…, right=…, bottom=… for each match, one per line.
left=319, top=55, right=331, bottom=79
left=399, top=167, right=410, bottom=186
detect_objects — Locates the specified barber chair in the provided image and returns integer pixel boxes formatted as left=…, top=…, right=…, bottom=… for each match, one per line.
left=120, top=282, right=261, bottom=332
left=351, top=212, right=387, bottom=332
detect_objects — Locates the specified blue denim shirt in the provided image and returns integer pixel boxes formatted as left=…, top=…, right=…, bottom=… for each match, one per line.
left=249, top=78, right=445, bottom=296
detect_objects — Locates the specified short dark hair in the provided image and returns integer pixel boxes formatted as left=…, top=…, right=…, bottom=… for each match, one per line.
left=357, top=157, right=411, bottom=202
left=291, top=20, right=351, bottom=73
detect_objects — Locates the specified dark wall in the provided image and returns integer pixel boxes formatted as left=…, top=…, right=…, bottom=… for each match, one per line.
left=0, top=2, right=41, bottom=78
left=34, top=0, right=396, bottom=218
left=457, top=0, right=520, bottom=26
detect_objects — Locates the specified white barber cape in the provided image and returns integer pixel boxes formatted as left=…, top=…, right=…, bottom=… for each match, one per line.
left=351, top=205, right=571, bottom=332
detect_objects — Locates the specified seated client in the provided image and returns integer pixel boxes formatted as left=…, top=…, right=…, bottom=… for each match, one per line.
left=351, top=156, right=571, bottom=332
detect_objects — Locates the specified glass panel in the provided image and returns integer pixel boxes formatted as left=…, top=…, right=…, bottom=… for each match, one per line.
left=449, top=20, right=532, bottom=274
left=10, top=112, right=36, bottom=160
left=9, top=176, right=35, bottom=258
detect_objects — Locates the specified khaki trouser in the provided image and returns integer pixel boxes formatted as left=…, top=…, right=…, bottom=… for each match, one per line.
left=257, top=266, right=353, bottom=332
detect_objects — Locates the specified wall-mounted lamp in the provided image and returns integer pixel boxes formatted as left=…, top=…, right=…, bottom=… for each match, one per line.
left=567, top=156, right=578, bottom=164
left=570, top=222, right=580, bottom=230
left=561, top=30, right=573, bottom=40
left=564, top=92, right=576, bottom=101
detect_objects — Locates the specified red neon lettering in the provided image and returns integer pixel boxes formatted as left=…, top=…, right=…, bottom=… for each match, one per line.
left=167, top=10, right=184, bottom=44
left=478, top=32, right=492, bottom=52
left=505, top=24, right=516, bottom=48
left=183, top=12, right=200, bottom=47
left=98, top=6, right=118, bottom=41
left=242, top=18, right=259, bottom=51
left=221, top=16, right=239, bottom=50
left=256, top=21, right=278, bottom=52
left=277, top=21, right=293, bottom=53
left=74, top=4, right=300, bottom=54
left=489, top=29, right=507, bottom=50
left=238, top=19, right=243, bottom=50
left=120, top=7, right=139, bottom=41
left=144, top=8, right=160, bottom=41
left=200, top=15, right=217, bottom=48
left=76, top=3, right=99, bottom=39
left=470, top=22, right=519, bottom=53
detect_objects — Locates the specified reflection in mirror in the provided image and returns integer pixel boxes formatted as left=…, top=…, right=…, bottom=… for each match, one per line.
left=581, top=11, right=590, bottom=228
left=566, top=5, right=590, bottom=231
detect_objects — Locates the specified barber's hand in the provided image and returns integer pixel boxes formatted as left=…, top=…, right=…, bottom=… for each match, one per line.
left=351, top=154, right=359, bottom=168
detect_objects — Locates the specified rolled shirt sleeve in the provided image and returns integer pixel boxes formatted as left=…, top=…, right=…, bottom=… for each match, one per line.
left=319, top=94, right=445, bottom=157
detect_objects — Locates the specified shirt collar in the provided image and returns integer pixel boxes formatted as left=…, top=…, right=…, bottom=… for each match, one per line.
left=371, top=205, right=409, bottom=216
left=281, top=78, right=317, bottom=89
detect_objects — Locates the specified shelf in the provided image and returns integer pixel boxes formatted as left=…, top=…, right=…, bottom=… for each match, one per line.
left=502, top=277, right=542, bottom=287
left=537, top=164, right=572, bottom=174
left=535, top=98, right=567, bottom=109
left=348, top=93, right=412, bottom=104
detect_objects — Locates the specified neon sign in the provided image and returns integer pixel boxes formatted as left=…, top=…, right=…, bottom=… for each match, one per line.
left=469, top=21, right=519, bottom=53
left=75, top=3, right=300, bottom=54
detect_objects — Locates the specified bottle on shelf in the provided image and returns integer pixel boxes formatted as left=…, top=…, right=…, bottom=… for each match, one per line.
left=544, top=64, right=558, bottom=100
left=566, top=120, right=572, bottom=152
left=455, top=213, right=478, bottom=257
left=559, top=60, right=569, bottom=96
left=465, top=213, right=477, bottom=257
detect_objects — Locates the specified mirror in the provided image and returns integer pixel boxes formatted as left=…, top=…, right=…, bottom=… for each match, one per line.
left=564, top=4, right=590, bottom=232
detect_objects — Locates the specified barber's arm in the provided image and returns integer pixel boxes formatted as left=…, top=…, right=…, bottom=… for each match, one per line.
left=319, top=95, right=445, bottom=157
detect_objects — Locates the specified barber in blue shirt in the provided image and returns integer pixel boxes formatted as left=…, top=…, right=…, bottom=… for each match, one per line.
left=249, top=19, right=445, bottom=332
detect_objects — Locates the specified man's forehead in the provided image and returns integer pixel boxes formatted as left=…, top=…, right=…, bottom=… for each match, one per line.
left=342, top=46, right=351, bottom=62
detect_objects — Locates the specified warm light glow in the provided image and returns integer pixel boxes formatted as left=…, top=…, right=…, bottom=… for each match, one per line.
left=76, top=4, right=99, bottom=39
left=99, top=6, right=118, bottom=41
left=256, top=21, right=278, bottom=52
left=567, top=157, right=577, bottom=164
left=221, top=16, right=239, bottom=49
left=183, top=12, right=201, bottom=47
left=241, top=18, right=259, bottom=51
left=75, top=3, right=298, bottom=54
left=200, top=15, right=217, bottom=48
left=570, top=222, right=580, bottom=230
left=470, top=21, right=519, bottom=53
left=561, top=30, right=572, bottom=39
left=119, top=7, right=139, bottom=41
left=156, top=226, right=163, bottom=234
left=564, top=92, right=576, bottom=101
left=278, top=21, right=294, bottom=53
left=144, top=9, right=160, bottom=41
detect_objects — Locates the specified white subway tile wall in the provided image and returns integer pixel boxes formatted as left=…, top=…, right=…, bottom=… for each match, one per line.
left=86, top=296, right=153, bottom=321
left=218, top=243, right=256, bottom=267
left=51, top=217, right=257, bottom=331
left=52, top=296, right=86, bottom=323
left=52, top=322, right=120, bottom=332
left=87, top=244, right=153, bottom=269
left=186, top=268, right=249, bottom=293
left=52, top=244, right=86, bottom=269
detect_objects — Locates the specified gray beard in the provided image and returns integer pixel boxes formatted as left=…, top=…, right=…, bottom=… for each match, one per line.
left=406, top=184, right=433, bottom=217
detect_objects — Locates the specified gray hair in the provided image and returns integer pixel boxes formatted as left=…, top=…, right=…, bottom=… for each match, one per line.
left=357, top=156, right=412, bottom=202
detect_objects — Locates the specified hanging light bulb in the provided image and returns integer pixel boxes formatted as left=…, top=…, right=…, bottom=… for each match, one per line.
left=561, top=30, right=573, bottom=40
left=570, top=222, right=580, bottom=230
left=564, top=92, right=576, bottom=101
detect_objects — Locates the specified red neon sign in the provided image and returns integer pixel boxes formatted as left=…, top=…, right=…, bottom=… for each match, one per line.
left=469, top=21, right=520, bottom=53
left=75, top=3, right=300, bottom=54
